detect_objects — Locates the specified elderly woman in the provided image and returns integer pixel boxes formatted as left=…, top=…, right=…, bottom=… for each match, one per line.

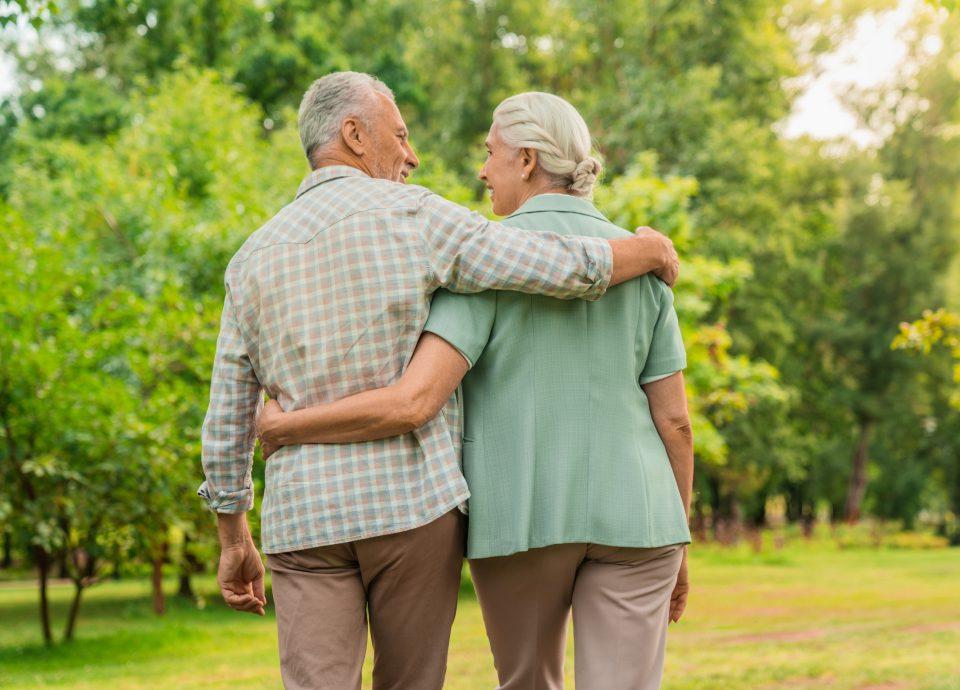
left=258, top=92, right=693, bottom=690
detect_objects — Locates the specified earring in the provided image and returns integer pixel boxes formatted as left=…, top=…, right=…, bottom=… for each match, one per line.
left=521, top=173, right=526, bottom=179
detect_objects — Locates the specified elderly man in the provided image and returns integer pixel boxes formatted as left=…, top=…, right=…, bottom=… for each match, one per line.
left=199, top=71, right=678, bottom=690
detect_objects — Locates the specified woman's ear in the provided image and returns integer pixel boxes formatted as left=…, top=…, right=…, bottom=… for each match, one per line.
left=520, top=147, right=538, bottom=180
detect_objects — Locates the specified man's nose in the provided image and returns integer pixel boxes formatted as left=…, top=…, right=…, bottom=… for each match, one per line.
left=405, top=143, right=419, bottom=169
left=478, top=165, right=487, bottom=181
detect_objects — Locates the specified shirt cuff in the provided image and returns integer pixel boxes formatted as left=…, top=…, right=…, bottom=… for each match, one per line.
left=579, top=237, right=614, bottom=301
left=197, top=480, right=253, bottom=513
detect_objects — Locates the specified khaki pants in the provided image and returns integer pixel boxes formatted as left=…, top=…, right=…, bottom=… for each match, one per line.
left=469, top=542, right=684, bottom=690
left=266, top=509, right=466, bottom=690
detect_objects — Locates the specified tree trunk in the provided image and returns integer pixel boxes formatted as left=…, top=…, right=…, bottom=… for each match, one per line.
left=151, top=541, right=168, bottom=615
left=177, top=570, right=194, bottom=599
left=802, top=503, right=816, bottom=538
left=747, top=492, right=768, bottom=528
left=708, top=474, right=722, bottom=540
left=1, top=531, right=11, bottom=569
left=691, top=496, right=707, bottom=542
left=178, top=535, right=196, bottom=598
left=844, top=418, right=875, bottom=523
left=34, top=547, right=53, bottom=645
left=64, top=581, right=84, bottom=642
left=56, top=549, right=70, bottom=579
left=785, top=483, right=802, bottom=523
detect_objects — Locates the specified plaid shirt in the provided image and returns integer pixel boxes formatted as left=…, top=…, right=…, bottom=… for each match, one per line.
left=199, top=165, right=613, bottom=554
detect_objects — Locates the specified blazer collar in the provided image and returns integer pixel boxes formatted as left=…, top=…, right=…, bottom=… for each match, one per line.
left=506, top=193, right=609, bottom=223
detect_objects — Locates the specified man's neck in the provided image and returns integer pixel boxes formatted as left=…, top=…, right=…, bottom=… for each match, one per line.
left=312, top=150, right=372, bottom=177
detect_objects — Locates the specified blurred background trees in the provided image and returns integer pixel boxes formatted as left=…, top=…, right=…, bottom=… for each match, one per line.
left=0, top=0, right=957, bottom=643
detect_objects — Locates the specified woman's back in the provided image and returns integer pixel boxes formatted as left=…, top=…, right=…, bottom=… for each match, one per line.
left=423, top=193, right=691, bottom=558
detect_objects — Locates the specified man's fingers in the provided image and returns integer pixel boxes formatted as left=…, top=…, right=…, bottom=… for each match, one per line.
left=253, top=571, right=267, bottom=606
left=237, top=598, right=266, bottom=614
left=654, top=264, right=679, bottom=288
left=222, top=588, right=256, bottom=609
left=635, top=225, right=679, bottom=287
left=225, top=592, right=263, bottom=615
left=657, top=263, right=679, bottom=287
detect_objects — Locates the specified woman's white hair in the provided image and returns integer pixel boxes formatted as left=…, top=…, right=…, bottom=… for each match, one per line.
left=492, top=92, right=601, bottom=197
left=297, top=71, right=394, bottom=166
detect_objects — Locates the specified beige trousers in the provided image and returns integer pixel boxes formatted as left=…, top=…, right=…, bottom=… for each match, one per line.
left=266, top=509, right=466, bottom=690
left=469, top=542, right=684, bottom=690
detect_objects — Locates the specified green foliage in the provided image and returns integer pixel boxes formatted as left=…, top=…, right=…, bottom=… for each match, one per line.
left=1, top=0, right=958, bottom=641
left=894, top=309, right=960, bottom=408
left=0, top=0, right=58, bottom=28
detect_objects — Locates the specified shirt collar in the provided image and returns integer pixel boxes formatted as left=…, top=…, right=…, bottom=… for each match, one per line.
left=506, top=193, right=609, bottom=223
left=296, top=165, right=370, bottom=199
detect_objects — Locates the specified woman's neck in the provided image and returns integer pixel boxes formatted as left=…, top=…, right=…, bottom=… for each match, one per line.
left=514, top=182, right=571, bottom=210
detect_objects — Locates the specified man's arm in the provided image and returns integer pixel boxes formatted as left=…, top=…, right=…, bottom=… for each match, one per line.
left=200, top=286, right=261, bottom=512
left=258, top=333, right=469, bottom=452
left=416, top=192, right=678, bottom=301
left=642, top=371, right=693, bottom=623
left=199, top=286, right=266, bottom=615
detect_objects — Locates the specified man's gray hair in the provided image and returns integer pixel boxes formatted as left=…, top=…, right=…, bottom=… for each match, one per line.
left=297, top=71, right=395, bottom=166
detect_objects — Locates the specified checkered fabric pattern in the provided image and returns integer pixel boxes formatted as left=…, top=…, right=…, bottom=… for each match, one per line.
left=198, top=165, right=613, bottom=554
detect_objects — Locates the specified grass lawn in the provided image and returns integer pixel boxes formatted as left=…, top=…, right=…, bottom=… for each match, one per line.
left=1, top=541, right=958, bottom=689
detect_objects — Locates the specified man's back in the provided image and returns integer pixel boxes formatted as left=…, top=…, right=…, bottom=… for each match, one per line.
left=221, top=167, right=465, bottom=553
left=201, top=166, right=616, bottom=553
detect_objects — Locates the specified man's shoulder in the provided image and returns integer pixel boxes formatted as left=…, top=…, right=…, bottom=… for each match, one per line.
left=226, top=179, right=438, bottom=270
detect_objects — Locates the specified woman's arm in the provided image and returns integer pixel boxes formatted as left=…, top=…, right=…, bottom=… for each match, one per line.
left=642, top=371, right=693, bottom=623
left=642, top=371, right=693, bottom=516
left=256, top=333, right=469, bottom=453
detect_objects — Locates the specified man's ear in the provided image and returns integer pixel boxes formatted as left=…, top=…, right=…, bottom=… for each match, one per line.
left=341, top=116, right=366, bottom=157
left=520, top=147, right=538, bottom=179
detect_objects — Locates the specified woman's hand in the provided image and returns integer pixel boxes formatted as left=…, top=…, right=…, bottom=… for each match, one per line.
left=669, top=546, right=689, bottom=623
left=256, top=398, right=285, bottom=460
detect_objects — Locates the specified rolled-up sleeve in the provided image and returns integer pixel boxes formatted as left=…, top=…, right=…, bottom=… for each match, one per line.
left=415, top=190, right=613, bottom=300
left=198, top=284, right=261, bottom=513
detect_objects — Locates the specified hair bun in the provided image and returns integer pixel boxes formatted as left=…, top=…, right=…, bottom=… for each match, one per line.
left=570, top=156, right=602, bottom=194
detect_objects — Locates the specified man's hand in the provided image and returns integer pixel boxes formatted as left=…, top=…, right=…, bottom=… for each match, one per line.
left=218, top=540, right=267, bottom=615
left=669, top=546, right=689, bottom=623
left=608, top=227, right=679, bottom=288
left=255, top=398, right=284, bottom=460
left=635, top=226, right=679, bottom=288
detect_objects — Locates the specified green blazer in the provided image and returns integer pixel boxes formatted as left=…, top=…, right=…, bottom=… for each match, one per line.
left=424, top=193, right=691, bottom=559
